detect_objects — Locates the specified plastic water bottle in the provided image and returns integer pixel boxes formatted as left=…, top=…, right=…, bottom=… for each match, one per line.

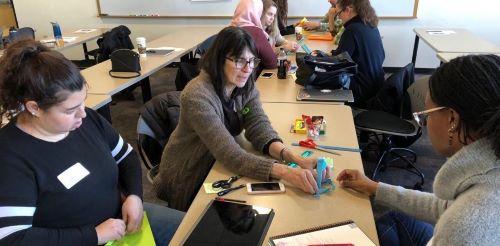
left=51, top=22, right=64, bottom=47
left=277, top=48, right=287, bottom=79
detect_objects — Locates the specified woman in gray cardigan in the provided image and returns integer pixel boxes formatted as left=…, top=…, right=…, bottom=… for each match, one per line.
left=154, top=26, right=323, bottom=211
left=337, top=55, right=500, bottom=245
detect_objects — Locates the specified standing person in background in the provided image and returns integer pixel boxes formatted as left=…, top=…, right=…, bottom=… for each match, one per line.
left=155, top=27, right=324, bottom=211
left=261, top=0, right=299, bottom=52
left=231, top=0, right=277, bottom=75
left=0, top=40, right=184, bottom=246
left=337, top=55, right=500, bottom=246
left=273, top=0, right=294, bottom=35
left=333, top=0, right=384, bottom=108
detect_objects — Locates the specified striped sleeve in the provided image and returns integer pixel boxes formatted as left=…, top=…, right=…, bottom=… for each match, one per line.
left=0, top=157, right=97, bottom=245
left=88, top=108, right=143, bottom=198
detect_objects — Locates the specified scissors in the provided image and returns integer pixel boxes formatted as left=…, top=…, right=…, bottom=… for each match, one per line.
left=299, top=139, right=341, bottom=156
left=212, top=175, right=241, bottom=189
left=217, top=184, right=245, bottom=196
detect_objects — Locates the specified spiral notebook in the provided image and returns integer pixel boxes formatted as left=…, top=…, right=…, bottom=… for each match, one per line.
left=269, top=220, right=375, bottom=246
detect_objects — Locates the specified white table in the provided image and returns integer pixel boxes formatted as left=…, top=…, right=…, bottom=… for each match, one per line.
left=169, top=103, right=378, bottom=246
left=83, top=26, right=223, bottom=102
left=411, top=28, right=500, bottom=64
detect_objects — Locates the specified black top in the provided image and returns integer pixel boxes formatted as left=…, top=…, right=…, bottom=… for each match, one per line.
left=0, top=108, right=142, bottom=245
left=221, top=97, right=243, bottom=136
left=333, top=16, right=385, bottom=108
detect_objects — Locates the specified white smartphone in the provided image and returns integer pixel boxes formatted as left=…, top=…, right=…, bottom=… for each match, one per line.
left=261, top=72, right=274, bottom=79
left=246, top=182, right=285, bottom=194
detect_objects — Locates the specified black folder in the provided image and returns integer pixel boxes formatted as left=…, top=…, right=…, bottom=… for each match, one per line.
left=182, top=199, right=274, bottom=246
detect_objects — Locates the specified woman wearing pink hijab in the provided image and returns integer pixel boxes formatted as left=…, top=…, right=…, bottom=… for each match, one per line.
left=231, top=0, right=277, bottom=74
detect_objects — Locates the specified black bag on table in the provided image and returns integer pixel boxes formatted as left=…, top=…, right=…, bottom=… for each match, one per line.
left=109, top=49, right=141, bottom=78
left=296, top=51, right=358, bottom=89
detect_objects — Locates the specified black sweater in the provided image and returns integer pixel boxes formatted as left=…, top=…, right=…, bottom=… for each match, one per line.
left=0, top=109, right=142, bottom=245
left=333, top=16, right=385, bottom=107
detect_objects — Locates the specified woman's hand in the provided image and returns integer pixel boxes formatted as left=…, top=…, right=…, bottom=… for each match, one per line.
left=96, top=218, right=126, bottom=245
left=302, top=21, right=320, bottom=31
left=295, top=156, right=317, bottom=170
left=273, top=164, right=318, bottom=194
left=284, top=41, right=299, bottom=52
left=336, top=169, right=378, bottom=196
left=121, top=195, right=143, bottom=234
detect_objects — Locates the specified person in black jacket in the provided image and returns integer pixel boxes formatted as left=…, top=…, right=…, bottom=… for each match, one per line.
left=333, top=0, right=385, bottom=108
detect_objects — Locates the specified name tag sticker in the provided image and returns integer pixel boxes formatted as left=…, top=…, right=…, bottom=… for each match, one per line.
left=57, top=162, right=90, bottom=189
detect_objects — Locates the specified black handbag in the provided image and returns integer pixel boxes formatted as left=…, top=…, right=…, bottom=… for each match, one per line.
left=296, top=51, right=358, bottom=89
left=109, top=49, right=141, bottom=78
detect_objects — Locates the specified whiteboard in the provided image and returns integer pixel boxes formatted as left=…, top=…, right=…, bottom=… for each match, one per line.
left=98, top=0, right=418, bottom=18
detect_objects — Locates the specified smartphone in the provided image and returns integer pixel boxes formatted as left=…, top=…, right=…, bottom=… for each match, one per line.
left=246, top=182, right=285, bottom=194
left=261, top=72, right=274, bottom=79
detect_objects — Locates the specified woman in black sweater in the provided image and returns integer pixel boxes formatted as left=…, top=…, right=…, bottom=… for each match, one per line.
left=334, top=0, right=385, bottom=108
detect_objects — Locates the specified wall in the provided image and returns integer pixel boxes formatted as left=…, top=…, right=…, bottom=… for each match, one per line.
left=13, top=0, right=500, bottom=68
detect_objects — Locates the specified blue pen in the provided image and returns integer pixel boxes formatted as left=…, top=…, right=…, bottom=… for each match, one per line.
left=291, top=143, right=362, bottom=153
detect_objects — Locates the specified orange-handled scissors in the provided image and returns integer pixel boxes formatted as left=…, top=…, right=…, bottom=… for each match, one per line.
left=298, top=139, right=341, bottom=156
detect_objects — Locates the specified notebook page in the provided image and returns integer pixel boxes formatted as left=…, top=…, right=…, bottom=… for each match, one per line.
left=271, top=223, right=375, bottom=246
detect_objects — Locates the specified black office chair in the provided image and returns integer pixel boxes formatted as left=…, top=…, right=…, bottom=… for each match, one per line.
left=7, top=27, right=35, bottom=44
left=355, top=63, right=425, bottom=190
left=73, top=25, right=134, bottom=69
left=174, top=34, right=217, bottom=91
left=136, top=91, right=181, bottom=183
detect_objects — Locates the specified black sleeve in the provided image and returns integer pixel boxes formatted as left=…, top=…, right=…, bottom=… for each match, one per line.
left=86, top=109, right=143, bottom=199
left=263, top=138, right=283, bottom=155
left=332, top=29, right=356, bottom=56
left=117, top=150, right=143, bottom=200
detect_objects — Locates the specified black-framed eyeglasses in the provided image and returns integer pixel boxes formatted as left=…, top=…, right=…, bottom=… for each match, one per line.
left=335, top=8, right=346, bottom=18
left=226, top=57, right=261, bottom=69
left=412, top=107, right=447, bottom=127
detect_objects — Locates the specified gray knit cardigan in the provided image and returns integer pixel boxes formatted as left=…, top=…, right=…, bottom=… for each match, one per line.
left=375, top=138, right=500, bottom=245
left=154, top=71, right=281, bottom=211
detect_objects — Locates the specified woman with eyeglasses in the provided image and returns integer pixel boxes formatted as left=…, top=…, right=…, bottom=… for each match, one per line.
left=333, top=0, right=385, bottom=108
left=337, top=54, right=500, bottom=245
left=230, top=0, right=277, bottom=75
left=154, top=26, right=323, bottom=211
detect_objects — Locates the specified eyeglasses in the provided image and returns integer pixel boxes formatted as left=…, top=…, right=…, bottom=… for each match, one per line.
left=226, top=57, right=261, bottom=69
left=412, top=107, right=447, bottom=127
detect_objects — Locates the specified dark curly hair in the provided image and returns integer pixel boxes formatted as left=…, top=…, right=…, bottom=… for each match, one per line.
left=0, top=39, right=86, bottom=119
left=429, top=54, right=500, bottom=158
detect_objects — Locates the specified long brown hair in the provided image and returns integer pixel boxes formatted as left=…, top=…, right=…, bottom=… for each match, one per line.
left=338, top=0, right=379, bottom=27
left=273, top=0, right=288, bottom=27
left=262, top=0, right=279, bottom=40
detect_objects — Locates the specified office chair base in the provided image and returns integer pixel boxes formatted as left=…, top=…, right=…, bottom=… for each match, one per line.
left=372, top=137, right=425, bottom=190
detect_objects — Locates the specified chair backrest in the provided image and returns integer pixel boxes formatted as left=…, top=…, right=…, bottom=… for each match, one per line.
left=407, top=75, right=430, bottom=113
left=195, top=34, right=217, bottom=57
left=366, top=63, right=415, bottom=119
left=136, top=91, right=181, bottom=170
left=97, top=25, right=134, bottom=63
left=8, top=27, right=35, bottom=44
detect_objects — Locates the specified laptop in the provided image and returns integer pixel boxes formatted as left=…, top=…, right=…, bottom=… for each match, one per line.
left=297, top=87, right=354, bottom=103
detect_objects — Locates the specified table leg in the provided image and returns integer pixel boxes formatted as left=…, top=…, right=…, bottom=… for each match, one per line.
left=140, top=77, right=152, bottom=103
left=97, top=104, right=112, bottom=124
left=411, top=35, right=420, bottom=65
left=83, top=43, right=89, bottom=60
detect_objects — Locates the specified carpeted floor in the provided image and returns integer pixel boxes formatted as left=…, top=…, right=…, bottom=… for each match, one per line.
left=108, top=67, right=445, bottom=217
